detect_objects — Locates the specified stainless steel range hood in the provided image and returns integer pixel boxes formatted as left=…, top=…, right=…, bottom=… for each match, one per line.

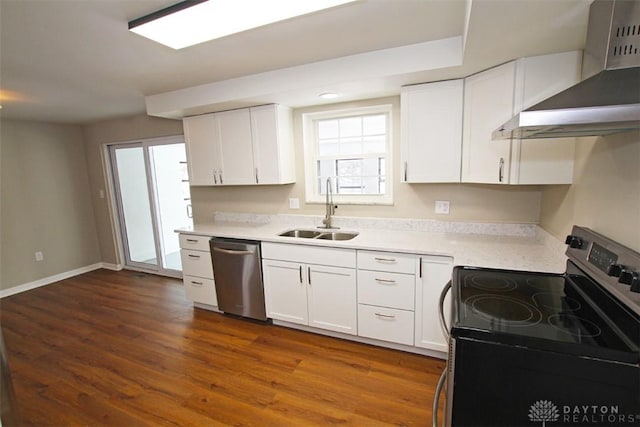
left=494, top=0, right=640, bottom=140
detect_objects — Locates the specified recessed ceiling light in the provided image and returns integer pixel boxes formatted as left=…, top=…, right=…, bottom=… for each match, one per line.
left=129, top=0, right=358, bottom=50
left=319, top=92, right=340, bottom=99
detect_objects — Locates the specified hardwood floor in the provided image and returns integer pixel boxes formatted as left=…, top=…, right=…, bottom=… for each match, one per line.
left=1, top=269, right=445, bottom=426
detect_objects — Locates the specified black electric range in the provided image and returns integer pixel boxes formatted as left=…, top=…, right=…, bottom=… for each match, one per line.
left=434, top=226, right=640, bottom=427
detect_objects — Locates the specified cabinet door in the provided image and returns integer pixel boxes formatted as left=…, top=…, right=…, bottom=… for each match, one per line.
left=183, top=114, right=220, bottom=185
left=307, top=265, right=357, bottom=335
left=250, top=105, right=295, bottom=185
left=510, top=51, right=580, bottom=184
left=401, top=80, right=463, bottom=183
left=262, top=259, right=308, bottom=325
left=461, top=62, right=515, bottom=184
left=217, top=109, right=256, bottom=185
left=415, top=255, right=453, bottom=352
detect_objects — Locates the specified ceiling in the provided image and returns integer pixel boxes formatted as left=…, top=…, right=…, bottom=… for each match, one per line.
left=0, top=0, right=591, bottom=124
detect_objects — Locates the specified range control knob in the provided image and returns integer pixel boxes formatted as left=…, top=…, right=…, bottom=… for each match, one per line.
left=565, top=235, right=584, bottom=249
left=619, top=270, right=637, bottom=285
left=607, top=264, right=625, bottom=277
left=630, top=276, right=640, bottom=293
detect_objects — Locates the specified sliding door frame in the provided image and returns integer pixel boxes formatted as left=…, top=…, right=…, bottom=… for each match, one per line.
left=105, top=135, right=187, bottom=279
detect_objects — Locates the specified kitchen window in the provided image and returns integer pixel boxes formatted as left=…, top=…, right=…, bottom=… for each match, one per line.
left=302, top=104, right=393, bottom=204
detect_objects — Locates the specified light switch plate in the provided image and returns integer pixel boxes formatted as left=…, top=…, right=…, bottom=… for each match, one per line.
left=289, top=198, right=300, bottom=209
left=435, top=200, right=450, bottom=214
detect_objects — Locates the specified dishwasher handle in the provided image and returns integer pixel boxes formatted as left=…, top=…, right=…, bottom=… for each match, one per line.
left=212, top=247, right=254, bottom=256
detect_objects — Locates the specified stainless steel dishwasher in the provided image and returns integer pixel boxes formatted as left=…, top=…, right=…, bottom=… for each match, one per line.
left=209, top=237, right=267, bottom=321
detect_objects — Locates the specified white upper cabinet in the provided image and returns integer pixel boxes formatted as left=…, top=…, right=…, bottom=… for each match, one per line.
left=183, top=114, right=221, bottom=186
left=461, top=51, right=581, bottom=185
left=401, top=79, right=463, bottom=183
left=509, top=51, right=581, bottom=184
left=250, top=104, right=296, bottom=185
left=182, top=104, right=295, bottom=186
left=216, top=108, right=255, bottom=185
left=461, top=61, right=516, bottom=184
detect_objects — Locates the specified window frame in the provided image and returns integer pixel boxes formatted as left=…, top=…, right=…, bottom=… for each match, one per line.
left=302, top=104, right=394, bottom=205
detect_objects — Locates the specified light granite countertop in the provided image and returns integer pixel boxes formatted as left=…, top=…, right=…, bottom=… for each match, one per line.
left=176, top=213, right=568, bottom=273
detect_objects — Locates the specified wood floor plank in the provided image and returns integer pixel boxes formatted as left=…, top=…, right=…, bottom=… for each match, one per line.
left=1, top=269, right=444, bottom=426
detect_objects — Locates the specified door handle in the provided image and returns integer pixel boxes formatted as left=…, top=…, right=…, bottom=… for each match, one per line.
left=498, top=157, right=505, bottom=183
left=433, top=369, right=447, bottom=427
left=439, top=281, right=452, bottom=340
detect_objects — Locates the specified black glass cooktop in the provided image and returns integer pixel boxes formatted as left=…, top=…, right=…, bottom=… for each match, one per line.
left=450, top=265, right=640, bottom=364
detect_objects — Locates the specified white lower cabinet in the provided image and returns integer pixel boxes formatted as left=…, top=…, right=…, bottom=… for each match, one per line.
left=358, top=304, right=415, bottom=346
left=262, top=243, right=452, bottom=355
left=415, top=255, right=453, bottom=352
left=179, top=234, right=217, bottom=307
left=356, top=250, right=416, bottom=346
left=262, top=243, right=357, bottom=335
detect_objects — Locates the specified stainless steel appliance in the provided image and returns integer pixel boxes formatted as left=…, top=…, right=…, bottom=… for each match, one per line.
left=209, top=237, right=267, bottom=321
left=434, top=226, right=640, bottom=427
left=494, top=0, right=640, bottom=140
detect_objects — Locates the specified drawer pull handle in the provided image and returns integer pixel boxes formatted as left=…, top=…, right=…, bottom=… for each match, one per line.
left=188, top=254, right=201, bottom=259
left=375, top=312, right=396, bottom=319
left=374, top=257, right=397, bottom=263
left=186, top=238, right=199, bottom=243
left=190, top=281, right=204, bottom=286
left=375, top=278, right=397, bottom=284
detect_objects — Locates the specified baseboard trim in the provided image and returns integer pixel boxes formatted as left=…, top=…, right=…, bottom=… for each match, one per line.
left=0, top=262, right=117, bottom=298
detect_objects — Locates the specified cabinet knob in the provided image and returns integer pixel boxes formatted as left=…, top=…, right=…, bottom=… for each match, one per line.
left=619, top=270, right=637, bottom=285
left=564, top=235, right=584, bottom=249
left=607, top=263, right=625, bottom=277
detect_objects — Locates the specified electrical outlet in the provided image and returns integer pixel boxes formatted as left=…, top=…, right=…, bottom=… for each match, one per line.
left=435, top=200, right=450, bottom=214
left=99, top=189, right=105, bottom=199
left=289, top=198, right=300, bottom=209
left=35, top=251, right=44, bottom=262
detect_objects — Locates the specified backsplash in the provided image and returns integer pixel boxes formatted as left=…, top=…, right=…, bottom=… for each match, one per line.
left=212, top=211, right=539, bottom=237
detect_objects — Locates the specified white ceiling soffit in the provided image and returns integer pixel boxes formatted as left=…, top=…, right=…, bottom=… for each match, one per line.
left=0, top=0, right=589, bottom=124
left=146, top=36, right=464, bottom=119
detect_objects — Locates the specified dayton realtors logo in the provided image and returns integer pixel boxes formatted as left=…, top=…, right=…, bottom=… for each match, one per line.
left=529, top=400, right=560, bottom=426
left=528, top=400, right=640, bottom=425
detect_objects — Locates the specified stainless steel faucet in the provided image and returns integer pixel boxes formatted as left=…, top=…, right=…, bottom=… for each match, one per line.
left=319, top=177, right=339, bottom=229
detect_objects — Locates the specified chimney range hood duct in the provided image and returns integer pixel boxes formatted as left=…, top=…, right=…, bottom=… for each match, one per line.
left=494, top=0, right=640, bottom=140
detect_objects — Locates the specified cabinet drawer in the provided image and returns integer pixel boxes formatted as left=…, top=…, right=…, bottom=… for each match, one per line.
left=183, top=275, right=217, bottom=306
left=180, top=249, right=214, bottom=279
left=357, top=251, right=415, bottom=274
left=262, top=242, right=356, bottom=268
left=179, top=234, right=211, bottom=252
left=357, top=270, right=415, bottom=310
left=358, top=304, right=414, bottom=346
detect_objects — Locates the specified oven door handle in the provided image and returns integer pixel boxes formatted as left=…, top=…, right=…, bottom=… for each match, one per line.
left=432, top=368, right=447, bottom=427
left=439, top=281, right=452, bottom=341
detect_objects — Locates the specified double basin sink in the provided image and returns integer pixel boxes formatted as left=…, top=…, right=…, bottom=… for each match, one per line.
left=279, top=229, right=358, bottom=241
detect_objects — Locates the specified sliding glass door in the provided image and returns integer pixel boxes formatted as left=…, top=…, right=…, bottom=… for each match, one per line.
left=109, top=136, right=192, bottom=277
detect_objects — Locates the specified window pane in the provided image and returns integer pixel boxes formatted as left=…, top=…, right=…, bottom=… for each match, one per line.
left=340, top=137, right=362, bottom=156
left=339, top=117, right=361, bottom=137
left=337, top=176, right=362, bottom=194
left=337, top=158, right=361, bottom=177
left=362, top=157, right=380, bottom=176
left=363, top=114, right=386, bottom=135
left=363, top=135, right=385, bottom=154
left=318, top=142, right=339, bottom=156
left=318, top=120, right=339, bottom=138
left=363, top=176, right=380, bottom=194
left=307, top=107, right=390, bottom=202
